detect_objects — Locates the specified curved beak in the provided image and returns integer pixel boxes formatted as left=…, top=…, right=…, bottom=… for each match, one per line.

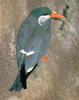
left=50, top=12, right=65, bottom=19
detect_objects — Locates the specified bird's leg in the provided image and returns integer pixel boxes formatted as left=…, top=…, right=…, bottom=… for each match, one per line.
left=41, top=55, right=49, bottom=63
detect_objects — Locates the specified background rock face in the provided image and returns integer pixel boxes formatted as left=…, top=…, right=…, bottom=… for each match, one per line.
left=0, top=0, right=79, bottom=100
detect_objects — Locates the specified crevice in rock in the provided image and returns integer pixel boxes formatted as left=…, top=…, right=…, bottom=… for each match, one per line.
left=59, top=4, right=70, bottom=30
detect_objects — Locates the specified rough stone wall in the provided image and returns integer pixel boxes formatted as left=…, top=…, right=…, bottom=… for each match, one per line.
left=0, top=0, right=79, bottom=100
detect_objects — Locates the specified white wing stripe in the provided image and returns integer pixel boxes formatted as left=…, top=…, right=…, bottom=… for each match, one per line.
left=27, top=66, right=34, bottom=72
left=20, top=49, right=35, bottom=56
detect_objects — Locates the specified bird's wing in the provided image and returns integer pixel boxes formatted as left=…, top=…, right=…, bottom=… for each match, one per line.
left=16, top=16, right=39, bottom=71
left=16, top=16, right=51, bottom=72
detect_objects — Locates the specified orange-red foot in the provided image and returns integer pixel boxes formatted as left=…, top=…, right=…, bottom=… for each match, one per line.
left=41, top=55, right=49, bottom=63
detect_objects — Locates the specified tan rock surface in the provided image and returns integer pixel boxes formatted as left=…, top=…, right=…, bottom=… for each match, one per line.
left=0, top=0, right=79, bottom=100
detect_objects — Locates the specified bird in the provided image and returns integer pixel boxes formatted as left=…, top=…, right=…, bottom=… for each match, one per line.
left=9, top=7, right=65, bottom=91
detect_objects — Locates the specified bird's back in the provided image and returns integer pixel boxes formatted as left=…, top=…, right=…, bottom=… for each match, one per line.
left=16, top=14, right=51, bottom=72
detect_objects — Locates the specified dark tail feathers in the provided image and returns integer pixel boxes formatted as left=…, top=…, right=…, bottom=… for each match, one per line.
left=9, top=62, right=27, bottom=92
left=9, top=63, right=38, bottom=92
left=9, top=74, right=23, bottom=92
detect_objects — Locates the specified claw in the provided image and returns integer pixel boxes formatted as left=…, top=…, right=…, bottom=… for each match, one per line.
left=41, top=55, right=49, bottom=63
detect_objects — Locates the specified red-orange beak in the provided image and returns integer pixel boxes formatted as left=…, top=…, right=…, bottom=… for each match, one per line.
left=50, top=12, right=65, bottom=19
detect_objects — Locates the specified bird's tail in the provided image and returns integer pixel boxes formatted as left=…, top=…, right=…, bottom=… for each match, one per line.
left=9, top=74, right=23, bottom=92
left=9, top=60, right=27, bottom=92
left=9, top=63, right=38, bottom=92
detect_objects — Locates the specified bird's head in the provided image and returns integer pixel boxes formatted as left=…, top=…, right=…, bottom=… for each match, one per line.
left=31, top=7, right=65, bottom=26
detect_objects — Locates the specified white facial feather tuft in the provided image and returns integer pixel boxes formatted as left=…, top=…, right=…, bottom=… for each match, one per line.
left=38, top=15, right=50, bottom=26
